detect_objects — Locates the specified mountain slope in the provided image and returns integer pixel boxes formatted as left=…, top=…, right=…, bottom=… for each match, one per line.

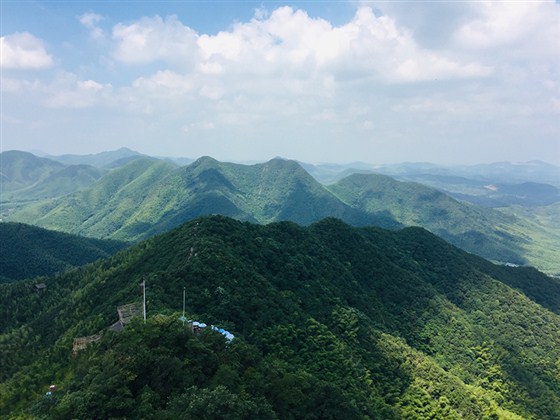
left=45, top=147, right=145, bottom=168
left=0, top=151, right=109, bottom=213
left=8, top=157, right=394, bottom=242
left=0, top=216, right=558, bottom=418
left=0, top=151, right=65, bottom=193
left=0, top=223, right=128, bottom=283
left=305, top=160, right=560, bottom=189
left=328, top=173, right=560, bottom=273
left=5, top=164, right=105, bottom=203
left=6, top=155, right=559, bottom=273
left=9, top=158, right=179, bottom=238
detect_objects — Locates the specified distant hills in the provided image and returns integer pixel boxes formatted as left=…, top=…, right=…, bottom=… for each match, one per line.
left=0, top=149, right=149, bottom=206
left=1, top=151, right=65, bottom=193
left=2, top=150, right=559, bottom=274
left=4, top=156, right=395, bottom=241
left=303, top=160, right=560, bottom=207
left=1, top=216, right=559, bottom=418
left=41, top=147, right=146, bottom=168
left=0, top=222, right=127, bottom=283
left=327, top=173, right=560, bottom=273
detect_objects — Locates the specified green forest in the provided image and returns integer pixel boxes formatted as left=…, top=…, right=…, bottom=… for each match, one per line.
left=5, top=154, right=559, bottom=275
left=0, top=223, right=127, bottom=283
left=1, top=216, right=559, bottom=419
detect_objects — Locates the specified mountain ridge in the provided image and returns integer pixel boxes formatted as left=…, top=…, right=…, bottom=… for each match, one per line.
left=1, top=216, right=558, bottom=418
left=4, top=152, right=559, bottom=273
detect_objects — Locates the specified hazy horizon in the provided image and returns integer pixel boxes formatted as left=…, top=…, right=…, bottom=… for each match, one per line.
left=4, top=145, right=558, bottom=169
left=2, top=1, right=559, bottom=166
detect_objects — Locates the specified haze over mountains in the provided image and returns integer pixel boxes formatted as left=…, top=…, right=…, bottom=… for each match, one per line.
left=2, top=148, right=559, bottom=274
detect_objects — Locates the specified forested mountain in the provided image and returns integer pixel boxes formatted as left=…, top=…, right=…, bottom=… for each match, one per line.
left=7, top=157, right=394, bottom=241
left=8, top=158, right=179, bottom=237
left=1, top=216, right=559, bottom=418
left=7, top=156, right=559, bottom=274
left=304, top=160, right=560, bottom=189
left=0, top=151, right=107, bottom=211
left=44, top=147, right=145, bottom=168
left=303, top=160, right=560, bottom=209
left=328, top=173, right=560, bottom=274
left=0, top=223, right=127, bottom=283
left=0, top=151, right=65, bottom=193
left=3, top=164, right=105, bottom=203
left=397, top=176, right=560, bottom=208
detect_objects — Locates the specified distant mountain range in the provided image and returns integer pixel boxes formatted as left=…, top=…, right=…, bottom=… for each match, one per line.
left=303, top=160, right=560, bottom=207
left=2, top=150, right=559, bottom=274
left=38, top=147, right=147, bottom=168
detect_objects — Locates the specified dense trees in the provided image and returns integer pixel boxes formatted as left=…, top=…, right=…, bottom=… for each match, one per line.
left=0, top=223, right=127, bottom=283
left=1, top=216, right=559, bottom=418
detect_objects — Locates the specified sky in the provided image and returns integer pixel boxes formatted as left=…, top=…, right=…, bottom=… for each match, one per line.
left=1, top=1, right=559, bottom=165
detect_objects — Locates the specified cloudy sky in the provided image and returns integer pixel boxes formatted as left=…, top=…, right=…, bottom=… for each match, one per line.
left=1, top=1, right=559, bottom=164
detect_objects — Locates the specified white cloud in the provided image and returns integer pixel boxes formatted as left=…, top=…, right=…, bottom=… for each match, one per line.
left=46, top=74, right=112, bottom=109
left=0, top=32, right=53, bottom=69
left=79, top=12, right=105, bottom=40
left=110, top=7, right=490, bottom=84
left=132, top=70, right=194, bottom=93
left=183, top=121, right=216, bottom=132
left=0, top=77, right=40, bottom=92
left=112, top=15, right=198, bottom=66
left=3, top=3, right=558, bottom=164
left=454, top=0, right=560, bottom=55
left=207, top=6, right=489, bottom=82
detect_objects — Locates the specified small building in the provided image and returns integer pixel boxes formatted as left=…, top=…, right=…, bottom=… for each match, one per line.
left=34, top=283, right=47, bottom=293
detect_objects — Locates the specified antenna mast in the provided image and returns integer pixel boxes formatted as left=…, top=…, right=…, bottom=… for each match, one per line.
left=179, top=287, right=187, bottom=325
left=183, top=287, right=186, bottom=318
left=142, top=280, right=146, bottom=323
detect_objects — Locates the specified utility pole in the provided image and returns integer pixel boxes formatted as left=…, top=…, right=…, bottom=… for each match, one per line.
left=142, top=279, right=146, bottom=323
left=179, top=286, right=187, bottom=326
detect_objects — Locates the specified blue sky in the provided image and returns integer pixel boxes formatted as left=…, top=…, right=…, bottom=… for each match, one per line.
left=1, top=1, right=559, bottom=164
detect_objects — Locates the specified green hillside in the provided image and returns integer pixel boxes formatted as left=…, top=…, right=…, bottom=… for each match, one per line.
left=0, top=151, right=108, bottom=217
left=1, top=216, right=559, bottom=418
left=132, top=156, right=392, bottom=236
left=328, top=173, right=560, bottom=274
left=0, top=223, right=128, bottom=283
left=3, top=164, right=105, bottom=203
left=6, top=156, right=559, bottom=274
left=9, top=158, right=178, bottom=238
left=0, top=151, right=64, bottom=193
left=8, top=157, right=392, bottom=242
left=46, top=147, right=145, bottom=168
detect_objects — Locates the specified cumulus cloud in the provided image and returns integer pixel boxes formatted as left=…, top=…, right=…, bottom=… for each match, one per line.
left=132, top=70, right=194, bottom=94
left=91, top=5, right=501, bottom=148
left=112, top=15, right=198, bottom=65
left=0, top=32, right=53, bottom=69
left=45, top=74, right=113, bottom=108
left=79, top=12, right=105, bottom=40
left=196, top=6, right=491, bottom=82
left=4, top=3, right=558, bottom=163
left=110, top=7, right=490, bottom=84
left=454, top=0, right=560, bottom=55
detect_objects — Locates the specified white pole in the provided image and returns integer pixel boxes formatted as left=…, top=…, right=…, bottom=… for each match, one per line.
left=182, top=287, right=186, bottom=325
left=143, top=280, right=146, bottom=323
